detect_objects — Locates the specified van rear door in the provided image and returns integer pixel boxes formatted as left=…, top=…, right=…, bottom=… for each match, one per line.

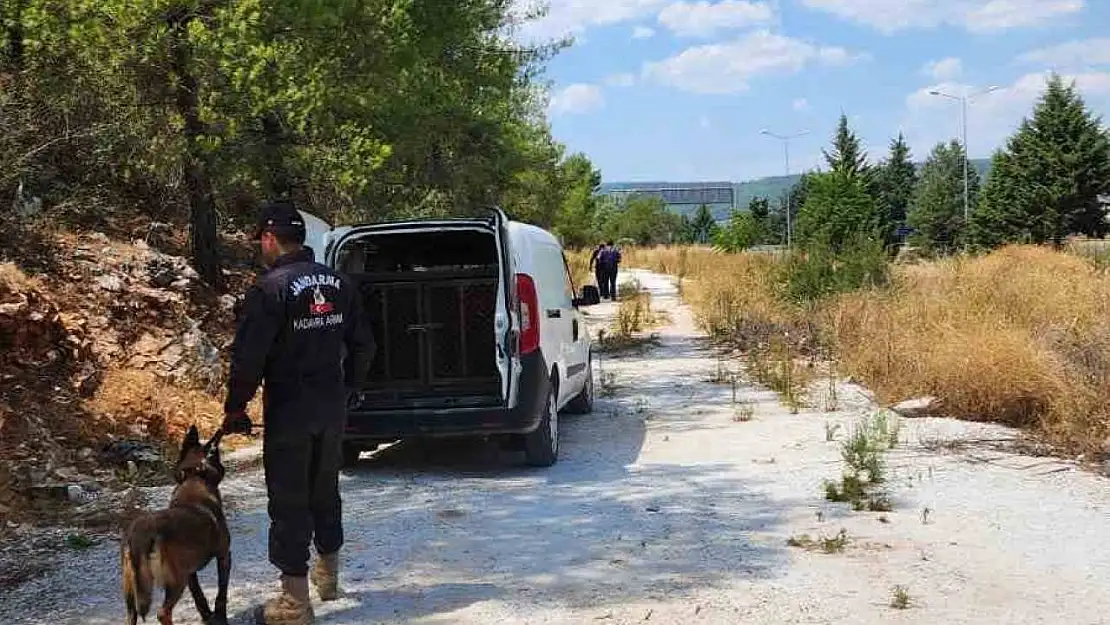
left=301, top=210, right=516, bottom=408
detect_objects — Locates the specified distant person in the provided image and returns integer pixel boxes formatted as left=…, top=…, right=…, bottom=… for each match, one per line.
left=597, top=240, right=622, bottom=301
left=588, top=242, right=608, bottom=298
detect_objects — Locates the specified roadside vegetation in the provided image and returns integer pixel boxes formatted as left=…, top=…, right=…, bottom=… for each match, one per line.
left=590, top=74, right=1110, bottom=459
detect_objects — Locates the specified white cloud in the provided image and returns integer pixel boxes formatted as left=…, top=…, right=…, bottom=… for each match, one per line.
left=642, top=30, right=865, bottom=94
left=793, top=97, right=810, bottom=111
left=966, top=0, right=1084, bottom=32
left=922, top=57, right=963, bottom=81
left=515, top=0, right=669, bottom=40
left=633, top=25, right=656, bottom=38
left=799, top=0, right=1084, bottom=34
left=657, top=0, right=775, bottom=37
left=1020, top=38, right=1110, bottom=69
left=548, top=83, right=606, bottom=115
left=901, top=71, right=1110, bottom=159
left=605, top=72, right=637, bottom=87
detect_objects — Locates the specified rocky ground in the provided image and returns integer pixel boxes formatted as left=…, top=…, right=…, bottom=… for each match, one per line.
left=0, top=218, right=253, bottom=585
left=1, top=270, right=1108, bottom=624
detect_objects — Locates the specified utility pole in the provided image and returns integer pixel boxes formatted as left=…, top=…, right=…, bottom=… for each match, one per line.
left=760, top=129, right=810, bottom=248
left=927, top=86, right=1001, bottom=247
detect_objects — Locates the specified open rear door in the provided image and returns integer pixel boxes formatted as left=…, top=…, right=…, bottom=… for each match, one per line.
left=299, top=210, right=334, bottom=264
left=322, top=211, right=516, bottom=409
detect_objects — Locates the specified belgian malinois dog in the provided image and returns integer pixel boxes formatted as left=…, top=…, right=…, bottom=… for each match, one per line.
left=121, top=425, right=231, bottom=625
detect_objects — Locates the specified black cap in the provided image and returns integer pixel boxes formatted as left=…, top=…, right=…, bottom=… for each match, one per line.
left=253, top=200, right=306, bottom=241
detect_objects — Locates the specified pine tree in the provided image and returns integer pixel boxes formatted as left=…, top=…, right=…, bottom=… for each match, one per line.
left=973, top=74, right=1110, bottom=245
left=822, top=114, right=869, bottom=178
left=874, top=133, right=917, bottom=244
left=970, top=145, right=1040, bottom=246
left=907, top=140, right=980, bottom=252
left=769, top=173, right=813, bottom=245
left=690, top=204, right=718, bottom=244
left=749, top=196, right=770, bottom=221
left=795, top=170, right=882, bottom=252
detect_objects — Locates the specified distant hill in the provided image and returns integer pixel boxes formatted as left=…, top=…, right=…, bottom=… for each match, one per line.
left=601, top=158, right=992, bottom=220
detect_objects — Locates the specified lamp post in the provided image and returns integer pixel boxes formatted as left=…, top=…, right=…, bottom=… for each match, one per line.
left=927, top=86, right=1001, bottom=242
left=760, top=129, right=810, bottom=248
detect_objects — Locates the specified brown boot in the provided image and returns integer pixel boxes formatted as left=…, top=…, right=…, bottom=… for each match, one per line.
left=255, top=575, right=315, bottom=625
left=310, top=552, right=340, bottom=601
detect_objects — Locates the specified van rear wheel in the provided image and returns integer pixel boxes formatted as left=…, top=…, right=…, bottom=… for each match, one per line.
left=565, top=356, right=594, bottom=415
left=523, top=381, right=559, bottom=467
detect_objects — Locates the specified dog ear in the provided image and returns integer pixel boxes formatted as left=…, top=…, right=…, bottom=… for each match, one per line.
left=203, top=429, right=224, bottom=453
left=182, top=425, right=201, bottom=450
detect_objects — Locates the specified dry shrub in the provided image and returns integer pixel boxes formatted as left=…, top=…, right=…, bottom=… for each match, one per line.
left=647, top=242, right=1109, bottom=455
left=614, top=280, right=654, bottom=337
left=565, top=248, right=594, bottom=292
left=831, top=246, right=1110, bottom=455
left=660, top=247, right=811, bottom=351
left=83, top=368, right=232, bottom=448
left=623, top=245, right=718, bottom=280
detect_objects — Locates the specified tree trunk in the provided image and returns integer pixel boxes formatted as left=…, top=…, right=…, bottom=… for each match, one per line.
left=167, top=7, right=222, bottom=289
left=4, top=0, right=25, bottom=70
left=261, top=111, right=292, bottom=200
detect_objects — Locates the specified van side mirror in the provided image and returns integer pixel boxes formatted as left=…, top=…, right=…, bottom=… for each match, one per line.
left=575, top=285, right=601, bottom=307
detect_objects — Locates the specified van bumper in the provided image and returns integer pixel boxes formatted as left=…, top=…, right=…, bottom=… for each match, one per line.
left=343, top=351, right=549, bottom=441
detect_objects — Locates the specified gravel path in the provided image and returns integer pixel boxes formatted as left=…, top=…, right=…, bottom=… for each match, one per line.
left=2, top=269, right=1109, bottom=624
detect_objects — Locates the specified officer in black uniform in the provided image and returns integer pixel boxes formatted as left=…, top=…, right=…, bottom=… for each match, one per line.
left=222, top=200, right=374, bottom=625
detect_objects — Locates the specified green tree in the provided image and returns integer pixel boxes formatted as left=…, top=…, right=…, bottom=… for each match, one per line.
left=2, top=0, right=570, bottom=286
left=551, top=152, right=602, bottom=247
left=749, top=196, right=770, bottom=221
left=767, top=174, right=813, bottom=245
left=795, top=170, right=882, bottom=252
left=608, top=194, right=682, bottom=245
left=907, top=140, right=980, bottom=252
left=688, top=204, right=718, bottom=244
left=714, top=209, right=761, bottom=252
left=874, top=133, right=917, bottom=245
left=823, top=114, right=869, bottom=179
left=747, top=195, right=770, bottom=244
left=972, top=74, right=1110, bottom=246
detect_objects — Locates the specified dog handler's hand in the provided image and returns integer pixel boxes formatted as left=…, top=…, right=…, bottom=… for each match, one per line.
left=221, top=410, right=253, bottom=435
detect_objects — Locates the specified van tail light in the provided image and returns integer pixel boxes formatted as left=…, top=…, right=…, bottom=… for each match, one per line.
left=515, top=273, right=540, bottom=355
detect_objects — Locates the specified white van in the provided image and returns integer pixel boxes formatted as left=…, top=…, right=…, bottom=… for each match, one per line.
left=300, top=208, right=600, bottom=467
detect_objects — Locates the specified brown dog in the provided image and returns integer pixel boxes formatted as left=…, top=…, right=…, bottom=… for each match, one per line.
left=120, top=425, right=231, bottom=625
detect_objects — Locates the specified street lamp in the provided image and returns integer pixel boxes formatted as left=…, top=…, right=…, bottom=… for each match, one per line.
left=927, top=85, right=1001, bottom=242
left=760, top=128, right=810, bottom=248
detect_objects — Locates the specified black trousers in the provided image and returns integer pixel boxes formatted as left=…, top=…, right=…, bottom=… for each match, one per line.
left=603, top=268, right=618, bottom=300
left=263, top=423, right=344, bottom=577
left=595, top=268, right=608, bottom=298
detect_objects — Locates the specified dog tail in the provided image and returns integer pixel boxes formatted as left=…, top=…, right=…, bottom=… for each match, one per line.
left=121, top=525, right=157, bottom=622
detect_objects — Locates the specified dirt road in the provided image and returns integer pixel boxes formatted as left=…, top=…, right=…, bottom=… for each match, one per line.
left=3, top=270, right=1109, bottom=624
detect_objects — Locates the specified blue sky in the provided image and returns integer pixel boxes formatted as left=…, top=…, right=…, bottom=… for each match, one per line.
left=516, top=0, right=1110, bottom=182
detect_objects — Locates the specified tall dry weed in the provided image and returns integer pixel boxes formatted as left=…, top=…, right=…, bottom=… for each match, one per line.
left=831, top=246, right=1110, bottom=455
left=565, top=248, right=594, bottom=291
left=640, top=242, right=1109, bottom=456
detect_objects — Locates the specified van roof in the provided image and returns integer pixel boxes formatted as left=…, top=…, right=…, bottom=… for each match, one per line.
left=507, top=220, right=560, bottom=246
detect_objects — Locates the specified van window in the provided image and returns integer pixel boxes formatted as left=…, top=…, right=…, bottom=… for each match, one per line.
left=560, top=253, right=576, bottom=301
left=536, top=243, right=573, bottom=311
left=336, top=230, right=497, bottom=274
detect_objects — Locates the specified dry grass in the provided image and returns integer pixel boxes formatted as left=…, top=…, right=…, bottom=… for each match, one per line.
left=83, top=368, right=248, bottom=450
left=598, top=279, right=662, bottom=353
left=831, top=246, right=1110, bottom=455
left=787, top=528, right=850, bottom=554
left=565, top=248, right=594, bottom=292
left=890, top=585, right=912, bottom=610
left=631, top=244, right=1110, bottom=457
left=615, top=279, right=655, bottom=335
